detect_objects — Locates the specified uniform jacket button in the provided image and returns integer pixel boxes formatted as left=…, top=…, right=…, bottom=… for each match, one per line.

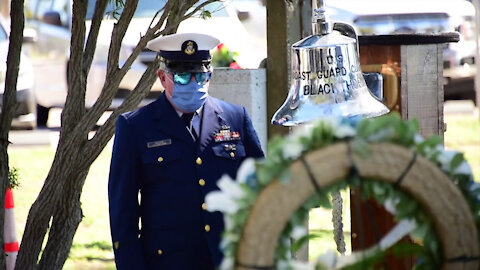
left=199, top=179, right=205, bottom=186
left=157, top=249, right=163, bottom=255
left=114, top=241, right=119, bottom=250
left=230, top=152, right=235, bottom=158
left=202, top=203, right=207, bottom=210
left=157, top=157, right=163, bottom=163
left=205, top=224, right=210, bottom=232
left=196, top=157, right=202, bottom=165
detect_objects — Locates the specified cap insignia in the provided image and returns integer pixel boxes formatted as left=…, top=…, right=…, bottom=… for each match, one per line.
left=184, top=40, right=196, bottom=55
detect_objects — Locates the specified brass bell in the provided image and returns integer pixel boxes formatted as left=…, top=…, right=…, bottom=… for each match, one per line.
left=271, top=0, right=389, bottom=126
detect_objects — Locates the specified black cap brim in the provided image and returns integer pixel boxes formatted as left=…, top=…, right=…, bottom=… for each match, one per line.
left=161, top=59, right=211, bottom=73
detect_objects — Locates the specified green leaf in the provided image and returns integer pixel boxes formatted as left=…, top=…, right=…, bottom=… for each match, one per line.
left=352, top=138, right=370, bottom=158
left=391, top=242, right=424, bottom=258
left=200, top=10, right=212, bottom=19
left=278, top=169, right=291, bottom=183
left=416, top=136, right=442, bottom=155
left=450, top=152, right=464, bottom=173
left=291, top=233, right=320, bottom=253
left=395, top=197, right=418, bottom=219
left=8, top=167, right=20, bottom=189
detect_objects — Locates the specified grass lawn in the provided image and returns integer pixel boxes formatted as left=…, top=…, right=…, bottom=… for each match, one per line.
left=8, top=142, right=115, bottom=269
left=7, top=110, right=479, bottom=268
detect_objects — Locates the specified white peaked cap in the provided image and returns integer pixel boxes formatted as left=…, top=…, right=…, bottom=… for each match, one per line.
left=147, top=33, right=220, bottom=52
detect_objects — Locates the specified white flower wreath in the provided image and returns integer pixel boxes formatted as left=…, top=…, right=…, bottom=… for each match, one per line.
left=206, top=113, right=480, bottom=270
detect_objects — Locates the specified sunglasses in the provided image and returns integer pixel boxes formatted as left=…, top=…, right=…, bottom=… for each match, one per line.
left=171, top=72, right=212, bottom=85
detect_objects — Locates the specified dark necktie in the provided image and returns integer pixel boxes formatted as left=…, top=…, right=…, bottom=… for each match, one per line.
left=181, top=113, right=198, bottom=140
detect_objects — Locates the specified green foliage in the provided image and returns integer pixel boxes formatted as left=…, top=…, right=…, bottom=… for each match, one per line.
left=200, top=9, right=212, bottom=19
left=8, top=167, right=20, bottom=189
left=211, top=43, right=239, bottom=67
left=105, top=0, right=125, bottom=19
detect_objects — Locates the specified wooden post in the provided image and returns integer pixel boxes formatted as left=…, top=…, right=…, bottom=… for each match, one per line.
left=266, top=0, right=316, bottom=260
left=351, top=33, right=459, bottom=269
left=266, top=0, right=303, bottom=139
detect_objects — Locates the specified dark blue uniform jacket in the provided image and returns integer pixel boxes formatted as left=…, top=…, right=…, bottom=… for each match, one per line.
left=108, top=93, right=264, bottom=269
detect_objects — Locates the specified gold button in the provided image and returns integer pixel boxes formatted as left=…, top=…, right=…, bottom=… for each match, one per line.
left=157, top=249, right=163, bottom=255
left=196, top=157, right=202, bottom=165
left=202, top=203, right=207, bottom=210
left=205, top=224, right=210, bottom=232
left=199, top=179, right=205, bottom=186
left=114, top=241, right=119, bottom=250
left=230, top=152, right=235, bottom=158
left=157, top=157, right=163, bottom=163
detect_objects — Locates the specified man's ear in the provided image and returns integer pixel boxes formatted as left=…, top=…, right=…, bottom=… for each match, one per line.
left=157, top=70, right=165, bottom=82
left=158, top=70, right=167, bottom=88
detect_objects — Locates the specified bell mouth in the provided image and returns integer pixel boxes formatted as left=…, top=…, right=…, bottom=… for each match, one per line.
left=272, top=85, right=390, bottom=126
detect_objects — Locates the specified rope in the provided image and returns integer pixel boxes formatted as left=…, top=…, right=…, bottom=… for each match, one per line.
left=331, top=191, right=346, bottom=255
left=394, top=151, right=417, bottom=187
left=300, top=156, right=322, bottom=194
left=300, top=155, right=346, bottom=255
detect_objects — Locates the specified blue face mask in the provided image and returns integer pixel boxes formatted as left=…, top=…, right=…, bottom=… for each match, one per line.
left=169, top=77, right=209, bottom=112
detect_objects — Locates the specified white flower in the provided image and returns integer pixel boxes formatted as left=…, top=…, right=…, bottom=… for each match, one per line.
left=366, top=126, right=395, bottom=141
left=205, top=191, right=238, bottom=214
left=291, top=225, right=307, bottom=240
left=322, top=117, right=341, bottom=130
left=290, top=260, right=316, bottom=270
left=223, top=214, right=235, bottom=230
left=454, top=160, right=473, bottom=176
left=316, top=117, right=356, bottom=138
left=217, top=174, right=245, bottom=199
left=383, top=198, right=399, bottom=215
left=283, top=138, right=304, bottom=159
left=437, top=150, right=460, bottom=171
left=333, top=124, right=356, bottom=139
left=236, top=158, right=256, bottom=184
left=277, top=260, right=291, bottom=270
left=291, top=123, right=314, bottom=138
left=315, top=250, right=337, bottom=269
left=423, top=144, right=443, bottom=157
left=219, top=257, right=234, bottom=270
left=414, top=133, right=424, bottom=144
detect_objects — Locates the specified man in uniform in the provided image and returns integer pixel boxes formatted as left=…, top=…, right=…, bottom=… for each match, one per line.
left=108, top=32, right=264, bottom=270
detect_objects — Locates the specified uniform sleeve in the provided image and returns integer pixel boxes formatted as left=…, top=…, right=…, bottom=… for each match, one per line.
left=108, top=115, right=147, bottom=270
left=242, top=107, right=265, bottom=158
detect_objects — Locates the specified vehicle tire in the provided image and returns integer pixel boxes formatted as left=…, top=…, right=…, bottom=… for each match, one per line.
left=36, top=104, right=50, bottom=127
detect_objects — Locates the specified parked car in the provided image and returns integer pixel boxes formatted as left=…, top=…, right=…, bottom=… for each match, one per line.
left=0, top=17, right=36, bottom=130
left=326, top=0, right=477, bottom=102
left=24, top=0, right=258, bottom=126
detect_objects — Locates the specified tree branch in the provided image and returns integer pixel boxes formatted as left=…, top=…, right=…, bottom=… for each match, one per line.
left=81, top=57, right=161, bottom=166
left=105, top=0, right=139, bottom=74
left=61, top=0, right=88, bottom=134
left=83, top=0, right=109, bottom=76
left=74, top=1, right=170, bottom=134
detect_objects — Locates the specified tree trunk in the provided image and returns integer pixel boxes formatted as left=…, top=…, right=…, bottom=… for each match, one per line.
left=0, top=151, right=9, bottom=269
left=0, top=0, right=24, bottom=269
left=38, top=170, right=88, bottom=270
left=16, top=140, right=88, bottom=269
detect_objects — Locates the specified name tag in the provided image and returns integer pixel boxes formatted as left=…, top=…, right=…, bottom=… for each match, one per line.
left=147, top=139, right=172, bottom=148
